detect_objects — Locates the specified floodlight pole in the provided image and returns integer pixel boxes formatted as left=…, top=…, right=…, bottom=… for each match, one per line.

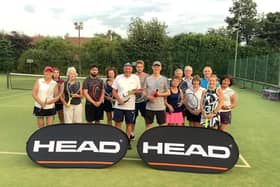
left=233, top=30, right=239, bottom=78
left=233, top=1, right=241, bottom=78
left=74, top=21, right=83, bottom=75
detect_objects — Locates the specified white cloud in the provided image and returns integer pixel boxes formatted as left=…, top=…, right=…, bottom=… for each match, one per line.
left=0, top=0, right=279, bottom=38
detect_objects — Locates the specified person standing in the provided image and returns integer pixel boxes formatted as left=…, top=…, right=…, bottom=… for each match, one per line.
left=200, top=66, right=220, bottom=89
left=219, top=75, right=237, bottom=132
left=112, top=63, right=141, bottom=149
left=144, top=61, right=170, bottom=129
left=104, top=67, right=117, bottom=125
left=200, top=74, right=223, bottom=129
left=32, top=66, right=59, bottom=128
left=131, top=60, right=149, bottom=140
left=182, top=65, right=193, bottom=91
left=52, top=67, right=65, bottom=123
left=164, top=76, right=184, bottom=126
left=61, top=67, right=83, bottom=124
left=180, top=65, right=193, bottom=124
left=184, top=75, right=204, bottom=127
left=83, top=64, right=105, bottom=124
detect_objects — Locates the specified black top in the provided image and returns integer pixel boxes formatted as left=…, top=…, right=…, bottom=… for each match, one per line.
left=64, top=80, right=81, bottom=105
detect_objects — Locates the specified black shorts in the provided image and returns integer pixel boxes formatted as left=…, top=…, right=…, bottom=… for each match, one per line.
left=133, top=101, right=146, bottom=124
left=220, top=111, right=232, bottom=124
left=145, top=110, right=166, bottom=125
left=185, top=110, right=201, bottom=122
left=85, top=103, right=104, bottom=122
left=55, top=103, right=63, bottom=111
left=33, top=106, right=56, bottom=117
left=103, top=100, right=114, bottom=112
left=113, top=109, right=135, bottom=124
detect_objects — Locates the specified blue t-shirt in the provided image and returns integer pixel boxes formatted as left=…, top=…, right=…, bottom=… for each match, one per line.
left=200, top=78, right=220, bottom=89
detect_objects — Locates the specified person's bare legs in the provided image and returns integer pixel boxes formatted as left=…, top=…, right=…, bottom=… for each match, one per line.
left=37, top=117, right=44, bottom=128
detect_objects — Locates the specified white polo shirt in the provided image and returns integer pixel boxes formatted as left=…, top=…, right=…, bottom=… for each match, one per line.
left=112, top=74, right=141, bottom=110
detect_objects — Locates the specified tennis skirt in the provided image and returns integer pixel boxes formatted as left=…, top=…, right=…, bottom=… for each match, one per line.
left=166, top=112, right=184, bottom=124
left=185, top=110, right=201, bottom=122
left=33, top=106, right=56, bottom=117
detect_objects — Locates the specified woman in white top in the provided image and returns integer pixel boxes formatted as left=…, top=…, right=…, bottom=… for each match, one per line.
left=184, top=75, right=204, bottom=127
left=32, top=66, right=59, bottom=128
left=219, top=75, right=237, bottom=132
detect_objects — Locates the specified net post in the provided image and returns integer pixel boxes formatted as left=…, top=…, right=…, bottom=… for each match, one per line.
left=6, top=72, right=9, bottom=89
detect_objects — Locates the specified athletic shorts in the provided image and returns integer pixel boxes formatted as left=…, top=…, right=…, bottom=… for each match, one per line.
left=33, top=106, right=56, bottom=117
left=166, top=112, right=184, bottom=124
left=145, top=110, right=166, bottom=125
left=133, top=101, right=146, bottom=124
left=103, top=100, right=114, bottom=112
left=85, top=103, right=104, bottom=122
left=220, top=111, right=232, bottom=124
left=55, top=103, right=63, bottom=111
left=185, top=110, right=201, bottom=122
left=113, top=109, right=135, bottom=124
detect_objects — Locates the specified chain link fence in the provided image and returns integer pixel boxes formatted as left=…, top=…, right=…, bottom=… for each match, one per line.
left=228, top=53, right=280, bottom=92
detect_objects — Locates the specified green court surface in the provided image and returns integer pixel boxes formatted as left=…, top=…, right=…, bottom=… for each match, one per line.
left=0, top=75, right=279, bottom=187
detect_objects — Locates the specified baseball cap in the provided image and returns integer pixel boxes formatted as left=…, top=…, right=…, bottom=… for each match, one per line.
left=153, top=61, right=161, bottom=66
left=123, top=62, right=132, bottom=67
left=44, top=66, right=53, bottom=72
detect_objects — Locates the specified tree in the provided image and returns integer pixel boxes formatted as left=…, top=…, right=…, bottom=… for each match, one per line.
left=258, top=12, right=280, bottom=49
left=225, top=0, right=258, bottom=45
left=17, top=37, right=76, bottom=74
left=0, top=37, right=16, bottom=72
left=6, top=31, right=32, bottom=59
left=82, top=36, right=126, bottom=75
left=207, top=27, right=231, bottom=39
left=170, top=33, right=235, bottom=77
left=127, top=17, right=169, bottom=72
left=94, top=30, right=122, bottom=41
left=17, top=49, right=46, bottom=73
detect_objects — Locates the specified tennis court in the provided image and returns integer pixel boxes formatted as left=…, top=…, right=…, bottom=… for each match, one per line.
left=0, top=74, right=279, bottom=187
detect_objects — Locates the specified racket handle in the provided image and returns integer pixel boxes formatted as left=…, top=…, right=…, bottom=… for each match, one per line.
left=67, top=98, right=71, bottom=107
left=204, top=118, right=209, bottom=128
left=153, top=89, right=159, bottom=97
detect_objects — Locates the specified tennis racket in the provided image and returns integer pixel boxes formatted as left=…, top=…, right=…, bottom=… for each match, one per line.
left=120, top=90, right=135, bottom=104
left=135, top=88, right=146, bottom=103
left=202, top=91, right=219, bottom=128
left=118, top=89, right=143, bottom=105
left=91, top=83, right=102, bottom=102
left=184, top=92, right=198, bottom=110
left=42, top=82, right=56, bottom=109
left=105, top=86, right=115, bottom=105
left=66, top=81, right=80, bottom=107
left=179, top=81, right=188, bottom=93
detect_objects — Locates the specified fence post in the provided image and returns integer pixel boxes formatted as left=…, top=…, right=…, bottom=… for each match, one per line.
left=253, top=56, right=257, bottom=89
left=278, top=54, right=280, bottom=87
left=265, top=55, right=268, bottom=83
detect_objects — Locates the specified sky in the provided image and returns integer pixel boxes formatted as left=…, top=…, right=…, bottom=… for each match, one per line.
left=0, top=0, right=279, bottom=38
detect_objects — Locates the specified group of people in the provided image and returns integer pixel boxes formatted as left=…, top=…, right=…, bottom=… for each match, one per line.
left=32, top=61, right=237, bottom=149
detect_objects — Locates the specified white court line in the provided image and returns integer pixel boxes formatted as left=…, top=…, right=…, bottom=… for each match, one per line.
left=0, top=92, right=30, bottom=100
left=236, top=154, right=251, bottom=168
left=1, top=105, right=29, bottom=108
left=0, top=151, right=26, bottom=155
left=0, top=151, right=251, bottom=168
